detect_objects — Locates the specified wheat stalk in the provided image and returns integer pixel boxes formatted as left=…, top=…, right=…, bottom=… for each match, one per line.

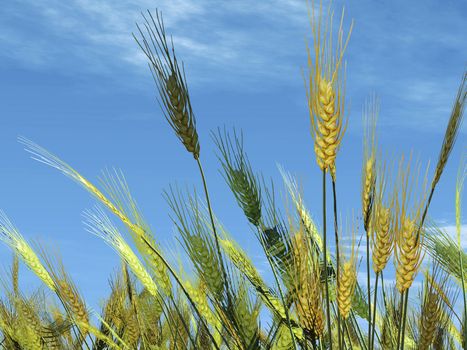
left=305, top=3, right=353, bottom=346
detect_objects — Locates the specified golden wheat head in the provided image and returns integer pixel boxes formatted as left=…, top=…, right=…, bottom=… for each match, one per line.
left=306, top=1, right=353, bottom=179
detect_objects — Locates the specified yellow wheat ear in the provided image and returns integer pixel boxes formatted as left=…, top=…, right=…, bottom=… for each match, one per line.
left=19, top=138, right=172, bottom=295
left=372, top=161, right=395, bottom=274
left=394, top=156, right=428, bottom=293
left=0, top=211, right=55, bottom=291
left=336, top=225, right=357, bottom=320
left=361, top=96, right=379, bottom=232
left=84, top=207, right=159, bottom=298
left=305, top=0, right=353, bottom=179
left=291, top=228, right=324, bottom=338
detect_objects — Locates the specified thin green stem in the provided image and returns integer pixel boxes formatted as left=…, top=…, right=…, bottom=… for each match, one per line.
left=197, top=158, right=243, bottom=341
left=396, top=290, right=403, bottom=350
left=459, top=242, right=467, bottom=349
left=332, top=180, right=342, bottom=350
left=140, top=236, right=225, bottom=350
left=322, top=170, right=333, bottom=350
left=400, top=289, right=409, bottom=350
left=342, top=318, right=354, bottom=350
left=366, top=233, right=371, bottom=350
left=256, top=225, right=298, bottom=350
left=196, top=159, right=231, bottom=295
left=380, top=271, right=388, bottom=311
left=350, top=310, right=367, bottom=350
left=370, top=272, right=379, bottom=350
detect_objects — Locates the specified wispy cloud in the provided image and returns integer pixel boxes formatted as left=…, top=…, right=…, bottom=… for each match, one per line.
left=1, top=0, right=310, bottom=85
left=1, top=0, right=464, bottom=129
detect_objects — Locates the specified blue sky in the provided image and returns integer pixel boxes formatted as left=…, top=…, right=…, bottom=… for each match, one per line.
left=0, top=0, right=466, bottom=312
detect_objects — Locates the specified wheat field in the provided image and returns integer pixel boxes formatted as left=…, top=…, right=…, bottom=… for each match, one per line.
left=0, top=2, right=466, bottom=350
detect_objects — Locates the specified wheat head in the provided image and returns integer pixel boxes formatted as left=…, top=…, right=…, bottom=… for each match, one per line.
left=395, top=217, right=424, bottom=292
left=20, top=139, right=172, bottom=295
left=84, top=207, right=159, bottom=298
left=134, top=11, right=200, bottom=159
left=432, top=72, right=466, bottom=188
left=0, top=212, right=55, bottom=291
left=372, top=203, right=393, bottom=273
left=292, top=230, right=324, bottom=338
left=306, top=1, right=353, bottom=179
left=394, top=157, right=427, bottom=293
left=337, top=230, right=357, bottom=320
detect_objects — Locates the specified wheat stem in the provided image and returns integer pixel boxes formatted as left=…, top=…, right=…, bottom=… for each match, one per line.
left=461, top=244, right=467, bottom=350
left=459, top=234, right=467, bottom=349
left=366, top=229, right=371, bottom=350
left=331, top=179, right=342, bottom=349
left=195, top=159, right=238, bottom=323
left=139, top=235, right=224, bottom=350
left=257, top=225, right=298, bottom=350
left=322, top=170, right=332, bottom=350
left=400, top=289, right=409, bottom=350
left=370, top=272, right=379, bottom=350
left=350, top=310, right=367, bottom=350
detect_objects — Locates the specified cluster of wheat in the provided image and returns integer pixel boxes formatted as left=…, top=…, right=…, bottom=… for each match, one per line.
left=0, top=2, right=466, bottom=350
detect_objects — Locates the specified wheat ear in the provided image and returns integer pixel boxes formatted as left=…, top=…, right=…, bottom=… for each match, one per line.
left=337, top=235, right=357, bottom=321
left=12, top=254, right=19, bottom=295
left=134, top=10, right=199, bottom=159
left=100, top=169, right=172, bottom=294
left=432, top=72, right=466, bottom=188
left=213, top=128, right=262, bottom=227
left=418, top=282, right=444, bottom=349
left=291, top=230, right=325, bottom=341
left=306, top=1, right=353, bottom=180
left=84, top=207, right=159, bottom=298
left=0, top=211, right=55, bottom=291
left=20, top=139, right=172, bottom=295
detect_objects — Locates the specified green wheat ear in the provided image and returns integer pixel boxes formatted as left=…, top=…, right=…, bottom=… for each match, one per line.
left=431, top=72, right=466, bottom=189
left=134, top=10, right=200, bottom=159
left=165, top=187, right=225, bottom=298
left=212, top=128, right=262, bottom=227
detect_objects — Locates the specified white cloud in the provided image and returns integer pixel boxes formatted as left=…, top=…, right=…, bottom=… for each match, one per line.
left=1, top=0, right=312, bottom=86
